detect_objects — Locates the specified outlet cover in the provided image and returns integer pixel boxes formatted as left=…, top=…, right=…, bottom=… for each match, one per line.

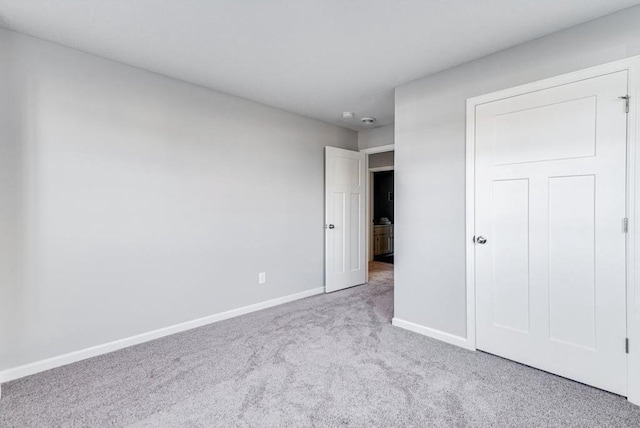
left=258, top=272, right=266, bottom=284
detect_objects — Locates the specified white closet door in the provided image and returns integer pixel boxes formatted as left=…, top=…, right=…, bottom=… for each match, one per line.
left=475, top=71, right=628, bottom=395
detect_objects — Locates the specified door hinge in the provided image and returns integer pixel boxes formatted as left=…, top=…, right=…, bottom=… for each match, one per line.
left=626, top=338, right=630, bottom=354
left=620, top=95, right=630, bottom=114
left=624, top=217, right=629, bottom=233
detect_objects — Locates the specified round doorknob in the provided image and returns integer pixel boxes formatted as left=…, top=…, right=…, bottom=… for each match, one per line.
left=476, top=236, right=487, bottom=244
left=328, top=224, right=335, bottom=229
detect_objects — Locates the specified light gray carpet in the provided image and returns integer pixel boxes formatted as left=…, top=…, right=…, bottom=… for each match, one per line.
left=1, top=262, right=640, bottom=427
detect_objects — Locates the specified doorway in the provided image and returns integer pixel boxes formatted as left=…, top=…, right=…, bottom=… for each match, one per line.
left=363, top=147, right=395, bottom=282
left=324, top=145, right=394, bottom=292
left=372, top=169, right=394, bottom=264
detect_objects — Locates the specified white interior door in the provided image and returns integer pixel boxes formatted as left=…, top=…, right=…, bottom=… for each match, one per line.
left=475, top=71, right=629, bottom=395
left=325, top=147, right=366, bottom=292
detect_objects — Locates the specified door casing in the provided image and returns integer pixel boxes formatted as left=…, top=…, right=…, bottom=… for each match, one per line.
left=361, top=144, right=395, bottom=283
left=466, top=56, right=640, bottom=404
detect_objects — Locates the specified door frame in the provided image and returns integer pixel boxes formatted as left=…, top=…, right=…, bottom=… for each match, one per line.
left=361, top=144, right=395, bottom=282
left=466, top=55, right=640, bottom=404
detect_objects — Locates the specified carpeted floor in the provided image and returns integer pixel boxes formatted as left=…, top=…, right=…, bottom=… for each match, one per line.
left=1, top=261, right=640, bottom=427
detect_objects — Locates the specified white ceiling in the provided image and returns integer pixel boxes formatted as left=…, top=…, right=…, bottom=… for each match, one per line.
left=0, top=1, right=638, bottom=130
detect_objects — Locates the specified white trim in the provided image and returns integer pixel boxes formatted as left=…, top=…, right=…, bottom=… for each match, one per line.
left=365, top=152, right=372, bottom=273
left=465, top=55, right=640, bottom=404
left=366, top=155, right=373, bottom=265
left=468, top=57, right=640, bottom=107
left=392, top=318, right=474, bottom=350
left=360, top=144, right=395, bottom=154
left=0, top=287, right=324, bottom=384
left=362, top=145, right=395, bottom=266
left=627, top=58, right=640, bottom=405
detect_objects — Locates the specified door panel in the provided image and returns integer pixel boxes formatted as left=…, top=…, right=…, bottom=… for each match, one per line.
left=330, top=193, right=345, bottom=274
left=475, top=71, right=628, bottom=395
left=349, top=193, right=362, bottom=270
left=493, top=96, right=597, bottom=165
left=548, top=175, right=596, bottom=349
left=325, top=147, right=366, bottom=292
left=492, top=178, right=530, bottom=333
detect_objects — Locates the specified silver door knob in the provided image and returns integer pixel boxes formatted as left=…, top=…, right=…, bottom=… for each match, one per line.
left=476, top=236, right=487, bottom=244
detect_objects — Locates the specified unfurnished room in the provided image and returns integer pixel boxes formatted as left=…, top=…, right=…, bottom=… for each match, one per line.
left=2, top=1, right=640, bottom=427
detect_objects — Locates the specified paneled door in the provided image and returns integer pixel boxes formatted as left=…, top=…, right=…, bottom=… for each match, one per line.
left=325, top=147, right=366, bottom=292
left=475, top=71, right=629, bottom=395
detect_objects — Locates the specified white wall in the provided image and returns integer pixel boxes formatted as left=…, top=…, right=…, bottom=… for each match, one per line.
left=358, top=124, right=394, bottom=150
left=394, top=6, right=640, bottom=338
left=0, top=28, right=357, bottom=374
left=369, top=151, right=394, bottom=169
left=0, top=27, right=22, bottom=370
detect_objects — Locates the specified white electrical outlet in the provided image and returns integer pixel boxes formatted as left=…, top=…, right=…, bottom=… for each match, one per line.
left=258, top=272, right=266, bottom=284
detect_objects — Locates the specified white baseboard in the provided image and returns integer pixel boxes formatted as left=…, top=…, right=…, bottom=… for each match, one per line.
left=0, top=287, right=325, bottom=384
left=392, top=317, right=475, bottom=351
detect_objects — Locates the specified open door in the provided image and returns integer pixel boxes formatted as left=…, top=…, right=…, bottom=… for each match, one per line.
left=325, top=147, right=367, bottom=292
